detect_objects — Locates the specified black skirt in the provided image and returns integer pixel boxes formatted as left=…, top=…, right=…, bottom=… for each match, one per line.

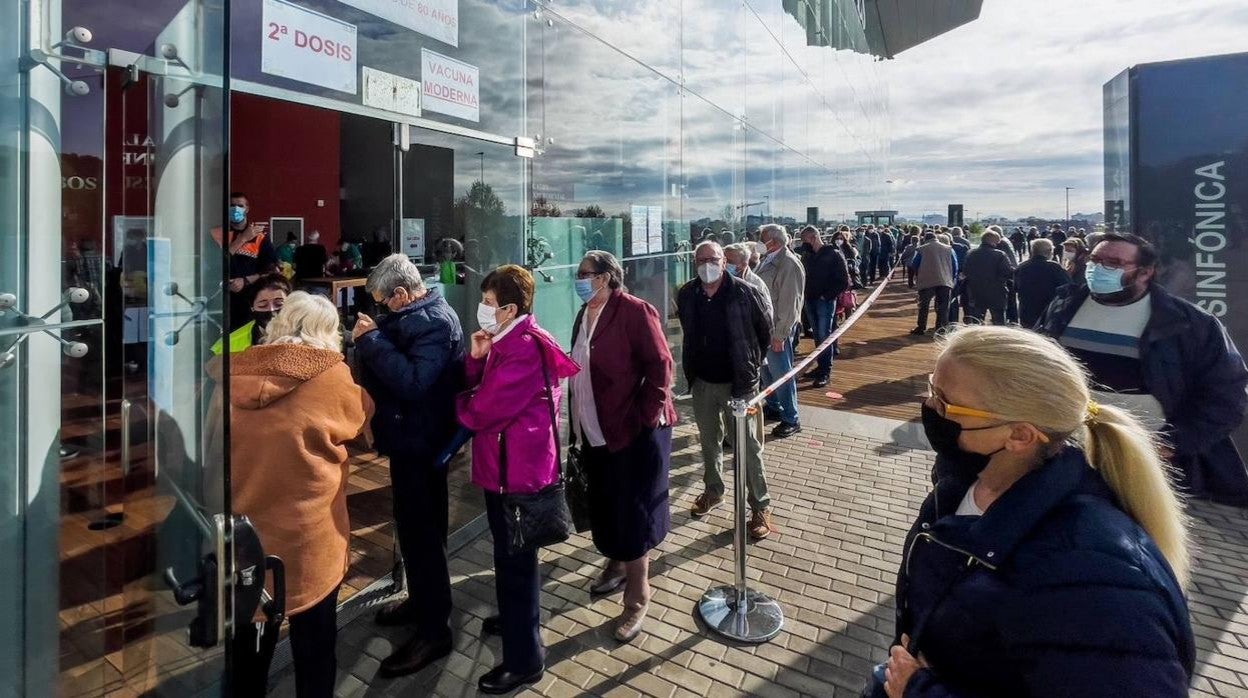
left=582, top=426, right=672, bottom=562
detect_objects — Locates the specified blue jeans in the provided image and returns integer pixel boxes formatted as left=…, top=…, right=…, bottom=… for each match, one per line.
left=804, top=298, right=837, bottom=380
left=763, top=334, right=800, bottom=425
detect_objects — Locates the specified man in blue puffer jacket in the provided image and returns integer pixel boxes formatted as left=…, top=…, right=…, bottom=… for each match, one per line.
left=353, top=253, right=465, bottom=677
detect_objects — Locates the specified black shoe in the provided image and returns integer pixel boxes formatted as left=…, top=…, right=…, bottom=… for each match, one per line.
left=812, top=377, right=829, bottom=389
left=771, top=422, right=802, bottom=439
left=909, top=328, right=926, bottom=336
left=478, top=665, right=544, bottom=695
left=374, top=598, right=418, bottom=627
left=482, top=615, right=502, bottom=636
left=378, top=636, right=452, bottom=678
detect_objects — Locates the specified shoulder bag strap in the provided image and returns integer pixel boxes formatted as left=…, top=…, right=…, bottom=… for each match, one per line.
left=529, top=332, right=563, bottom=479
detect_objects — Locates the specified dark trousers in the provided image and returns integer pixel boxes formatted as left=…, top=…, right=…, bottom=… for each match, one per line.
left=865, top=253, right=880, bottom=282
left=916, top=286, right=951, bottom=331
left=392, top=457, right=452, bottom=643
left=804, top=298, right=837, bottom=380
left=1006, top=284, right=1019, bottom=323
left=484, top=491, right=543, bottom=673
left=906, top=266, right=915, bottom=287
left=967, top=305, right=1007, bottom=325
left=232, top=586, right=339, bottom=698
left=876, top=254, right=892, bottom=279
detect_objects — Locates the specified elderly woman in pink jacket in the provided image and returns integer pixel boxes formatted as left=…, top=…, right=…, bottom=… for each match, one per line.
left=456, top=264, right=579, bottom=695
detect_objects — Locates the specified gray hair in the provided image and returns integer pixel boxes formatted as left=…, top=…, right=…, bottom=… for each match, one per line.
left=263, top=291, right=342, bottom=352
left=1030, top=238, right=1054, bottom=260
left=694, top=240, right=723, bottom=259
left=759, top=223, right=789, bottom=245
left=581, top=250, right=625, bottom=290
left=723, top=243, right=750, bottom=265
left=366, top=253, right=426, bottom=297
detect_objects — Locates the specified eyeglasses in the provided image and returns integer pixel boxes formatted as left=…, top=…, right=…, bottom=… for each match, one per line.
left=575, top=270, right=600, bottom=280
left=694, top=257, right=722, bottom=265
left=926, top=375, right=998, bottom=419
left=925, top=375, right=1051, bottom=442
left=1088, top=254, right=1137, bottom=270
left=253, top=299, right=284, bottom=312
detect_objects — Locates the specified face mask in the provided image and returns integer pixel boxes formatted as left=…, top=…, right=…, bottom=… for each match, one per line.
left=574, top=278, right=599, bottom=303
left=251, top=310, right=275, bottom=329
left=1085, top=263, right=1126, bottom=295
left=726, top=265, right=739, bottom=278
left=229, top=205, right=246, bottom=226
left=921, top=403, right=1005, bottom=477
left=753, top=241, right=768, bottom=256
left=1062, top=251, right=1075, bottom=263
left=477, top=302, right=504, bottom=335
left=698, top=263, right=722, bottom=285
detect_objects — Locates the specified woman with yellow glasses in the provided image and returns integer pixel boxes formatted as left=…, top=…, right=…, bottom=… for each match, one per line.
left=864, top=325, right=1193, bottom=698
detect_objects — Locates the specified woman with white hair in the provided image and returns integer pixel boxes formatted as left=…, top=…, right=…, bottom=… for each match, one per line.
left=866, top=325, right=1194, bottom=697
left=209, top=291, right=374, bottom=697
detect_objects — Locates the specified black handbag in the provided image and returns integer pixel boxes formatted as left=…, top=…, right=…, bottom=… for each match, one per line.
left=497, top=335, right=573, bottom=555
left=564, top=435, right=593, bottom=534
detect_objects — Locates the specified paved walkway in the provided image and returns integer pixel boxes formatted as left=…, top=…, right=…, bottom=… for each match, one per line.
left=271, top=414, right=1248, bottom=697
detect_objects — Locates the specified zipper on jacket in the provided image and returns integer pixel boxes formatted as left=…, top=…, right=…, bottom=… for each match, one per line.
left=905, top=531, right=998, bottom=579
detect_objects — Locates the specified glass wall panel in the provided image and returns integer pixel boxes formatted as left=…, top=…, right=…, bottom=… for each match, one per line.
left=4, top=0, right=231, bottom=694
left=682, top=0, right=746, bottom=121
left=536, top=0, right=681, bottom=83
left=529, top=10, right=680, bottom=347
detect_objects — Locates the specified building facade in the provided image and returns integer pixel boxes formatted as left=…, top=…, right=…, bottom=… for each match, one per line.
left=1103, top=50, right=1248, bottom=456
left=1, top=0, right=976, bottom=693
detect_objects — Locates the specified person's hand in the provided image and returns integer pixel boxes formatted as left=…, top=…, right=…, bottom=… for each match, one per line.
left=242, top=223, right=263, bottom=241
left=469, top=330, right=493, bottom=360
left=228, top=278, right=246, bottom=293
left=884, top=635, right=926, bottom=698
left=770, top=338, right=784, bottom=353
left=352, top=312, right=377, bottom=342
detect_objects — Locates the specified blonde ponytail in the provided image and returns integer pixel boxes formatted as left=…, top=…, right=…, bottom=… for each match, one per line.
left=1082, top=404, right=1190, bottom=588
left=938, top=325, right=1191, bottom=589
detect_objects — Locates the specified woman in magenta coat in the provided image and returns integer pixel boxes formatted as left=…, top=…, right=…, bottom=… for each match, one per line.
left=455, top=264, right=579, bottom=695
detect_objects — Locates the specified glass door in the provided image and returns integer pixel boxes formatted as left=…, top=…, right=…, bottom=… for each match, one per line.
left=0, top=0, right=249, bottom=695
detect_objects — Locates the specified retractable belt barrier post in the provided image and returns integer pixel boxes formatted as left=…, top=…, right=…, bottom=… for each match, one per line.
left=697, top=266, right=897, bottom=644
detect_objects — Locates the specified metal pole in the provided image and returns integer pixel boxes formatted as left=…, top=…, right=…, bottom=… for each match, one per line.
left=696, top=399, right=784, bottom=644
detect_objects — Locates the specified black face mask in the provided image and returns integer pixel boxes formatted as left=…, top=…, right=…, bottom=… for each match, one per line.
left=252, top=310, right=275, bottom=329
left=921, top=403, right=1005, bottom=476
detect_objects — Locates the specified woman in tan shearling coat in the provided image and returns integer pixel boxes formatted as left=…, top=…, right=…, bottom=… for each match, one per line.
left=208, top=291, right=373, bottom=697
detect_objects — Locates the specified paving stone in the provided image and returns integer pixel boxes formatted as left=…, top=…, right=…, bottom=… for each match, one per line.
left=298, top=419, right=1248, bottom=697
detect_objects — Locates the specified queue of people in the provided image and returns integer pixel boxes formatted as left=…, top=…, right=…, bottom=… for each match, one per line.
left=210, top=218, right=1246, bottom=698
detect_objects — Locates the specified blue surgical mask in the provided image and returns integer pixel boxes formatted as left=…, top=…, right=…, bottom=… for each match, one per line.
left=229, top=205, right=246, bottom=225
left=1086, top=263, right=1126, bottom=295
left=574, top=278, right=599, bottom=303
left=726, top=265, right=739, bottom=277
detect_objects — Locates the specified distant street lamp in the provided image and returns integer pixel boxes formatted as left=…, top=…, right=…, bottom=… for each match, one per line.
left=477, top=151, right=485, bottom=185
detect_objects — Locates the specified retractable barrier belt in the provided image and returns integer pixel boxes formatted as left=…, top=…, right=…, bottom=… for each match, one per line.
left=696, top=264, right=896, bottom=644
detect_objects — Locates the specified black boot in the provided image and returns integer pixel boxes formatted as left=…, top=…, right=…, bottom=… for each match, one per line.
left=378, top=635, right=452, bottom=678
left=478, top=665, right=544, bottom=695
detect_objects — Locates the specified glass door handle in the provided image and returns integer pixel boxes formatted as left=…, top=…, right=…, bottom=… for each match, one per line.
left=119, top=399, right=132, bottom=477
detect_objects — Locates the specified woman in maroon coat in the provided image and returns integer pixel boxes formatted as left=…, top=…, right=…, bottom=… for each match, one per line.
left=569, top=251, right=677, bottom=643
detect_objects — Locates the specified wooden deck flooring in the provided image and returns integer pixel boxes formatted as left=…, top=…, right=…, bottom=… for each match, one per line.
left=796, top=276, right=939, bottom=423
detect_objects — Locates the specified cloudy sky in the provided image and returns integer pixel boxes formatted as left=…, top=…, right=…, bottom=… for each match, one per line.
left=880, top=0, right=1248, bottom=220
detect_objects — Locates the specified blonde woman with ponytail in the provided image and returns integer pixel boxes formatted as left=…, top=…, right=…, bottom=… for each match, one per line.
left=866, top=325, right=1195, bottom=698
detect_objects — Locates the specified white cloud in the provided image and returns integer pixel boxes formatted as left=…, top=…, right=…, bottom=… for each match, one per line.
left=881, top=0, right=1248, bottom=219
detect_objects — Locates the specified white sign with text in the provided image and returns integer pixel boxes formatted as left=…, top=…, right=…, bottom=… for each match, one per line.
left=337, top=0, right=458, bottom=47
left=421, top=48, right=479, bottom=122
left=262, top=0, right=358, bottom=94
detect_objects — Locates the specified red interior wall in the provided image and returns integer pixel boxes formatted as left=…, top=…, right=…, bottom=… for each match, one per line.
left=230, top=92, right=341, bottom=248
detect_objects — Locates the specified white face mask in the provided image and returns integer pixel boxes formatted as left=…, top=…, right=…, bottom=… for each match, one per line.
left=1062, top=250, right=1076, bottom=263
left=698, top=263, right=723, bottom=285
left=477, top=302, right=503, bottom=335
